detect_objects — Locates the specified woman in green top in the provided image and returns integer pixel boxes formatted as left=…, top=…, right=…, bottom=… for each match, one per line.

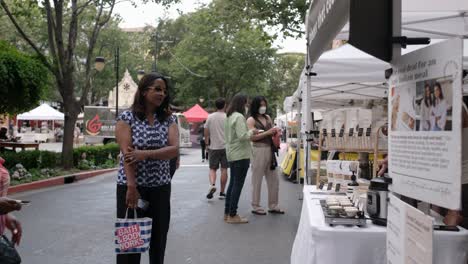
left=224, top=94, right=258, bottom=224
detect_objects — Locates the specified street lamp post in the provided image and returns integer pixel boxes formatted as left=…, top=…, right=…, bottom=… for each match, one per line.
left=94, top=45, right=120, bottom=119
left=153, top=32, right=158, bottom=72
left=114, top=46, right=119, bottom=119
left=137, top=70, right=145, bottom=81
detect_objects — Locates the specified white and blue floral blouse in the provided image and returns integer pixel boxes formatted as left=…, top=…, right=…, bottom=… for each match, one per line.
left=117, top=110, right=176, bottom=187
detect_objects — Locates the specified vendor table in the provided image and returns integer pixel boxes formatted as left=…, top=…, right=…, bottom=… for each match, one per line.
left=291, top=185, right=468, bottom=264
left=18, top=132, right=54, bottom=143
left=0, top=142, right=40, bottom=151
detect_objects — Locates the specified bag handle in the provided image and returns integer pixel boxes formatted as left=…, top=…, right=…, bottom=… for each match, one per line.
left=124, top=208, right=138, bottom=219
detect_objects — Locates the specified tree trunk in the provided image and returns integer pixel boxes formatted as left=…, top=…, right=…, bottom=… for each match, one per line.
left=62, top=111, right=78, bottom=169
left=60, top=80, right=80, bottom=169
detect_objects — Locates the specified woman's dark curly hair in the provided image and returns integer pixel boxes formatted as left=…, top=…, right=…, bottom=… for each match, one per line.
left=131, top=72, right=171, bottom=122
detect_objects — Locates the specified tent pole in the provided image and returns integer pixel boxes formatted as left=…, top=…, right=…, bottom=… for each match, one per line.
left=392, top=0, right=402, bottom=61
left=402, top=26, right=463, bottom=38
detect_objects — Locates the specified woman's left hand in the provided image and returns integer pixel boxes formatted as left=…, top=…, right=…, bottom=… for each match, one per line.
left=5, top=214, right=22, bottom=245
left=124, top=147, right=147, bottom=165
left=444, top=210, right=463, bottom=226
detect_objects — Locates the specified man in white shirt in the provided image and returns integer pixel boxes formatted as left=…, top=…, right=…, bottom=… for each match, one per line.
left=204, top=98, right=228, bottom=199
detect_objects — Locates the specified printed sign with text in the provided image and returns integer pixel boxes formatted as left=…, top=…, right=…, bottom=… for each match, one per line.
left=389, top=39, right=463, bottom=209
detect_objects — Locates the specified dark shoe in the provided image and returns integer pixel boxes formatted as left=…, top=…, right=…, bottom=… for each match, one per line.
left=219, top=192, right=226, bottom=200
left=268, top=209, right=285, bottom=214
left=206, top=185, right=216, bottom=199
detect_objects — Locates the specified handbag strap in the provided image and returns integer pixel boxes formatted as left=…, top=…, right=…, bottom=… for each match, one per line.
left=252, top=115, right=272, bottom=131
left=124, top=208, right=138, bottom=219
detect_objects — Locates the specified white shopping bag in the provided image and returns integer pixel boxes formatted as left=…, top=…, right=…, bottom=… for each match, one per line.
left=115, top=209, right=152, bottom=254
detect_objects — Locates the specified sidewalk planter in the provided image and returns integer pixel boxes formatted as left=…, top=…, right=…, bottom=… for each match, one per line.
left=8, top=168, right=118, bottom=194
left=0, top=143, right=120, bottom=188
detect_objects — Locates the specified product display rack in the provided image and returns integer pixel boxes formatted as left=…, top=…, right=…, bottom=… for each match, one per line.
left=315, top=126, right=388, bottom=186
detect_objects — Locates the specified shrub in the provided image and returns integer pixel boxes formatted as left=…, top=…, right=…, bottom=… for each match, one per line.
left=77, top=159, right=94, bottom=170
left=0, top=143, right=118, bottom=171
left=1, top=150, right=40, bottom=169
left=73, top=143, right=120, bottom=167
left=38, top=151, right=60, bottom=168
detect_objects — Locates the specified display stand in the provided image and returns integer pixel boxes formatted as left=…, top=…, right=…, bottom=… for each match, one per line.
left=315, top=127, right=387, bottom=186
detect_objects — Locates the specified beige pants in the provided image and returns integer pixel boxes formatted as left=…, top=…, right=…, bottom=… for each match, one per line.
left=251, top=145, right=279, bottom=210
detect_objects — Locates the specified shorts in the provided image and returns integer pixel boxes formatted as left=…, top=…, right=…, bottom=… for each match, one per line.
left=208, top=149, right=228, bottom=169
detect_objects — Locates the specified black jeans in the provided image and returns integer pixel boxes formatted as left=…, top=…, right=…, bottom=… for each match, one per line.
left=116, top=184, right=171, bottom=264
left=224, top=159, right=250, bottom=216
left=200, top=139, right=207, bottom=160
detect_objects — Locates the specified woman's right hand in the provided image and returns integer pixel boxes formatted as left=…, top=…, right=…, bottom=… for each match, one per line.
left=0, top=197, right=21, bottom=215
left=126, top=186, right=140, bottom=208
left=267, top=127, right=278, bottom=136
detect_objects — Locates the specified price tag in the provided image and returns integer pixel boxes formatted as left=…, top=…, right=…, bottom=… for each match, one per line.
left=335, top=183, right=341, bottom=192
left=366, top=127, right=371, bottom=137
left=358, top=128, right=364, bottom=137
left=339, top=128, right=344, bottom=137
left=319, top=182, right=325, bottom=190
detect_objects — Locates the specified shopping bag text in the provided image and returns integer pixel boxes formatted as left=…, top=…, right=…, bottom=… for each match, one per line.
left=116, top=224, right=145, bottom=250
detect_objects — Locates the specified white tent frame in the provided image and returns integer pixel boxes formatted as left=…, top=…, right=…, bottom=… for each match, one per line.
left=17, top=103, right=64, bottom=121
left=296, top=0, right=468, bottom=186
left=338, top=12, right=468, bottom=39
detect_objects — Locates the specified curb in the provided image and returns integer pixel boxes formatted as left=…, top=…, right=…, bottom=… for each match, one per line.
left=8, top=168, right=118, bottom=195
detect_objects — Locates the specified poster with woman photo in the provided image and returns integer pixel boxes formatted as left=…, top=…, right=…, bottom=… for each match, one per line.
left=390, top=78, right=453, bottom=132
left=417, top=79, right=453, bottom=131
left=388, top=38, right=463, bottom=210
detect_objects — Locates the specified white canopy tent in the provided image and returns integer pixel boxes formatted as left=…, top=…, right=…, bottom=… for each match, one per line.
left=16, top=103, right=64, bottom=142
left=17, top=103, right=64, bottom=121
left=288, top=41, right=468, bottom=112
left=286, top=0, right=468, bottom=188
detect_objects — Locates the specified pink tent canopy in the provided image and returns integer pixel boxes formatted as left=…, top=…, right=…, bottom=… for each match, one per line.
left=183, top=104, right=208, bottom=123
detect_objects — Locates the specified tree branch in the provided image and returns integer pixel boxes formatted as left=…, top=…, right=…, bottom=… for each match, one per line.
left=53, top=0, right=66, bottom=72
left=76, top=0, right=93, bottom=15
left=66, top=0, right=79, bottom=71
left=80, top=0, right=117, bottom=106
left=0, top=0, right=53, bottom=71
left=98, top=0, right=116, bottom=27
left=43, top=0, right=61, bottom=80
left=285, top=25, right=305, bottom=34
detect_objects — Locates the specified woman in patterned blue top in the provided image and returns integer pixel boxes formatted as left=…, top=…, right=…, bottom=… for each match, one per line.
left=115, top=72, right=179, bottom=264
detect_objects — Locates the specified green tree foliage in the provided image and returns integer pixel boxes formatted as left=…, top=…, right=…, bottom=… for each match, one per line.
left=0, top=0, right=120, bottom=168
left=268, top=53, right=305, bottom=114
left=213, top=0, right=309, bottom=38
left=227, top=0, right=311, bottom=36
left=165, top=3, right=276, bottom=107
left=0, top=41, right=49, bottom=114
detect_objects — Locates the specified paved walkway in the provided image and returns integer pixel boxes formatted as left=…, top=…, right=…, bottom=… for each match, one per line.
left=11, top=146, right=303, bottom=264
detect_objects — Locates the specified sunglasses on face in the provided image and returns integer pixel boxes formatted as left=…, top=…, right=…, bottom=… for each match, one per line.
left=146, top=86, right=166, bottom=94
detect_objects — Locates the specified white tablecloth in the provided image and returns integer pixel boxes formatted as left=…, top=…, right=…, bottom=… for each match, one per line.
left=291, top=186, right=468, bottom=264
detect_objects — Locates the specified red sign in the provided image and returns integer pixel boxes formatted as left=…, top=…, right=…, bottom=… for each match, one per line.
left=86, top=114, right=103, bottom=136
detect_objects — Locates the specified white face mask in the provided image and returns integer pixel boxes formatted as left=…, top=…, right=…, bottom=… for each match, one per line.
left=259, top=106, right=267, bottom=115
